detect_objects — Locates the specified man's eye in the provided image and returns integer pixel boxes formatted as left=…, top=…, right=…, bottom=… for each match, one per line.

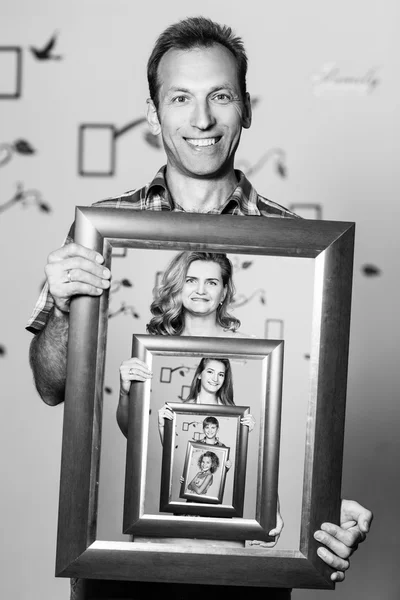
left=173, top=95, right=188, bottom=103
left=214, top=93, right=231, bottom=103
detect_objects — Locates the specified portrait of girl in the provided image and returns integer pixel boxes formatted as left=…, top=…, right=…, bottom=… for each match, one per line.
left=186, top=450, right=220, bottom=496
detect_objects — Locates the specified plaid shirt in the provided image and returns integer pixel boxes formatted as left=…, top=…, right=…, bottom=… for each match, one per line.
left=26, top=166, right=298, bottom=333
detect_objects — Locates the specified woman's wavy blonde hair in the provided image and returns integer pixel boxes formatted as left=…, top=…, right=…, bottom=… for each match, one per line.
left=146, top=251, right=240, bottom=336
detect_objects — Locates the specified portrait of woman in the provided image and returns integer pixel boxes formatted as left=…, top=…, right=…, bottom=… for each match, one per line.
left=117, top=250, right=282, bottom=543
left=118, top=251, right=242, bottom=436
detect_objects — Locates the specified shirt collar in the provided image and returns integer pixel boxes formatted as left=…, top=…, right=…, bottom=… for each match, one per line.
left=145, top=165, right=260, bottom=215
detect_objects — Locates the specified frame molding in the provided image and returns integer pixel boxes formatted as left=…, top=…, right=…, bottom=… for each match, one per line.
left=56, top=208, right=355, bottom=589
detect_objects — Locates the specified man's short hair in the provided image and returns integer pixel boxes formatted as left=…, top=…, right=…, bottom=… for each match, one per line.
left=147, top=16, right=248, bottom=109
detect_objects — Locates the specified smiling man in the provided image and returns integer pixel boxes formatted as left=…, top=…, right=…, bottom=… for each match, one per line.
left=27, top=15, right=372, bottom=600
left=146, top=42, right=252, bottom=211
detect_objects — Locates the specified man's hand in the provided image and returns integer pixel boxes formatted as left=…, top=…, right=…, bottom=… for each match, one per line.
left=314, top=499, right=373, bottom=582
left=45, top=243, right=111, bottom=313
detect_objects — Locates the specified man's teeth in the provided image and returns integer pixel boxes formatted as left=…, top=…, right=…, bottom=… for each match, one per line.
left=187, top=138, right=217, bottom=147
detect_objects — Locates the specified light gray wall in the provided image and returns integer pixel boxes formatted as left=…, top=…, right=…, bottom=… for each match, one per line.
left=0, top=0, right=398, bottom=598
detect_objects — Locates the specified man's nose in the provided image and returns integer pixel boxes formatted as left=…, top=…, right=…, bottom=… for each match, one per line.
left=190, top=99, right=216, bottom=129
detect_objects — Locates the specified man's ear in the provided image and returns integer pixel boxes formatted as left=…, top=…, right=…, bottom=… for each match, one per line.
left=242, top=92, right=252, bottom=129
left=146, top=98, right=161, bottom=135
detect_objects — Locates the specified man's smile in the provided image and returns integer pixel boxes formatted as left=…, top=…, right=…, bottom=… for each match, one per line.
left=185, top=137, right=221, bottom=147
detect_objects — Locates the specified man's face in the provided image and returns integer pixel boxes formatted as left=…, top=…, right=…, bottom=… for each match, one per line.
left=147, top=44, right=251, bottom=179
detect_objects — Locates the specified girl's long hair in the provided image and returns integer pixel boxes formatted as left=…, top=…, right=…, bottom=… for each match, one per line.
left=146, top=251, right=240, bottom=336
left=184, top=357, right=234, bottom=406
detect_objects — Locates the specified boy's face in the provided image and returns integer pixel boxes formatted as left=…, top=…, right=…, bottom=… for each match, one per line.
left=146, top=43, right=251, bottom=180
left=203, top=422, right=218, bottom=439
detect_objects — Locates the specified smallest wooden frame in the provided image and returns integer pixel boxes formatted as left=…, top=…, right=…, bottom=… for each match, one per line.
left=178, top=438, right=232, bottom=507
left=123, top=335, right=282, bottom=542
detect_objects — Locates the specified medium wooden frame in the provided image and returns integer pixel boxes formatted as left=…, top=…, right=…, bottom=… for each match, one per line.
left=123, top=336, right=280, bottom=536
left=56, top=207, right=354, bottom=589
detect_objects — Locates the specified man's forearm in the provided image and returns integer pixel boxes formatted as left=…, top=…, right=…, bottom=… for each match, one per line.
left=29, top=307, right=69, bottom=406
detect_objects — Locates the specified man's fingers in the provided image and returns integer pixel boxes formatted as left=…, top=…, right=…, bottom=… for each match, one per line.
left=46, top=257, right=110, bottom=285
left=321, top=521, right=365, bottom=547
left=314, top=524, right=360, bottom=559
left=340, top=499, right=373, bottom=534
left=316, top=546, right=350, bottom=572
left=330, top=571, right=345, bottom=583
left=67, top=282, right=106, bottom=297
left=47, top=243, right=104, bottom=265
left=45, top=258, right=111, bottom=311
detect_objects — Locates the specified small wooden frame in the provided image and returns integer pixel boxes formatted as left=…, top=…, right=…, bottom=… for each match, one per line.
left=179, top=440, right=231, bottom=505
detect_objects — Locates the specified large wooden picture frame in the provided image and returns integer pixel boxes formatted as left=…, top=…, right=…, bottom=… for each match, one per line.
left=56, top=207, right=354, bottom=589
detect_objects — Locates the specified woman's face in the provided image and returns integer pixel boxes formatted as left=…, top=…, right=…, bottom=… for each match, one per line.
left=181, top=260, right=227, bottom=318
left=200, top=456, right=212, bottom=472
left=199, top=360, right=226, bottom=394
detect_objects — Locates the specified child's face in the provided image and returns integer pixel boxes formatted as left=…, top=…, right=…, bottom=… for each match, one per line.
left=203, top=422, right=218, bottom=440
left=201, top=456, right=212, bottom=472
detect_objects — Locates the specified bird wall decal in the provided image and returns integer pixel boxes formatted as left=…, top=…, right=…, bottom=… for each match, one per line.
left=30, top=32, right=62, bottom=61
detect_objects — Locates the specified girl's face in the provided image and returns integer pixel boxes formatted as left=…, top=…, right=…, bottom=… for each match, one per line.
left=181, top=260, right=227, bottom=318
left=198, top=360, right=226, bottom=394
left=200, top=456, right=212, bottom=472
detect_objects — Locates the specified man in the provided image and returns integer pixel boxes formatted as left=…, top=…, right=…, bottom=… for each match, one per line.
left=27, top=16, right=372, bottom=598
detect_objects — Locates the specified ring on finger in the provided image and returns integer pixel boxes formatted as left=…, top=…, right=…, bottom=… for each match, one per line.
left=129, top=368, right=135, bottom=376
left=66, top=269, right=72, bottom=283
